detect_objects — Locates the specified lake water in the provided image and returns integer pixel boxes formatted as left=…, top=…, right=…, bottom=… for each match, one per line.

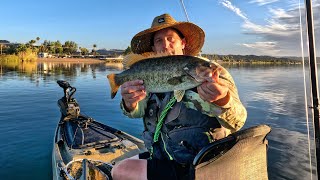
left=0, top=60, right=317, bottom=179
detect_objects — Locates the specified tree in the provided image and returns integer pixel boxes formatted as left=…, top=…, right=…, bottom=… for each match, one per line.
left=80, top=47, right=89, bottom=55
left=6, top=44, right=18, bottom=54
left=27, top=40, right=36, bottom=48
left=16, top=44, right=27, bottom=53
left=49, top=41, right=56, bottom=54
left=54, top=41, right=63, bottom=55
left=36, top=37, right=40, bottom=45
left=92, top=44, right=97, bottom=55
left=124, top=46, right=132, bottom=55
left=63, top=41, right=78, bottom=55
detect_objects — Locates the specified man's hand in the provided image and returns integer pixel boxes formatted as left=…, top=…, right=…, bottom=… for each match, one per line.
left=121, top=80, right=146, bottom=112
left=196, top=66, right=230, bottom=106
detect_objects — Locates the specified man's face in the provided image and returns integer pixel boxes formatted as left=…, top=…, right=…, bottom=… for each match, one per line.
left=152, top=28, right=186, bottom=55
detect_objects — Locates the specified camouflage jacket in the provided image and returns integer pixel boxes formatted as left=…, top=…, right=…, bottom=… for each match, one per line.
left=120, top=61, right=247, bottom=134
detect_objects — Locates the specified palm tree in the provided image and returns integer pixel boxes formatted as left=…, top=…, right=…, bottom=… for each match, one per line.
left=93, top=44, right=97, bottom=56
left=28, top=39, right=36, bottom=50
left=36, top=37, right=40, bottom=43
left=63, top=41, right=78, bottom=55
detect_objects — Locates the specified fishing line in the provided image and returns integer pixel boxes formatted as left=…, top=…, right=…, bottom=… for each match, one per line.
left=299, top=0, right=314, bottom=178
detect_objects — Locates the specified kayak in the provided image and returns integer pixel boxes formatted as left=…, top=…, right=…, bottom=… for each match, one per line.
left=52, top=80, right=271, bottom=180
left=52, top=80, right=146, bottom=180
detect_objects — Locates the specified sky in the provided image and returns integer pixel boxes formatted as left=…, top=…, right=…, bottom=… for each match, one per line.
left=1, top=0, right=319, bottom=56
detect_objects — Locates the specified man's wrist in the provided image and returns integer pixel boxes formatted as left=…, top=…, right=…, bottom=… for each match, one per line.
left=212, top=91, right=230, bottom=107
left=122, top=99, right=136, bottom=112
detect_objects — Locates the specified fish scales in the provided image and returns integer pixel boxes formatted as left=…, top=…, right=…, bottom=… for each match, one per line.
left=116, top=56, right=194, bottom=91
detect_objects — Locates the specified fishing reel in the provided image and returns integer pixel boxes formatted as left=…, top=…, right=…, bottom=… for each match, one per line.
left=57, top=80, right=80, bottom=119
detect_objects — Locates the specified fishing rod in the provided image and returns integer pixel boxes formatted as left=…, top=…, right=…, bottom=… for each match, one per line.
left=178, top=0, right=204, bottom=57
left=179, top=0, right=190, bottom=22
left=305, top=0, right=320, bottom=178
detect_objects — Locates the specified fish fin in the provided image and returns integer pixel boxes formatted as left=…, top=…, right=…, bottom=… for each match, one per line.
left=122, top=53, right=146, bottom=68
left=168, top=76, right=183, bottom=85
left=123, top=52, right=171, bottom=68
left=141, top=52, right=156, bottom=57
left=151, top=52, right=171, bottom=58
left=106, top=73, right=120, bottom=99
left=142, top=52, right=171, bottom=58
left=174, top=90, right=185, bottom=102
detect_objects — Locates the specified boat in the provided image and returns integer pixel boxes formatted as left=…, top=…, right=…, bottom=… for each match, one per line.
left=52, top=80, right=273, bottom=179
left=52, top=80, right=146, bottom=179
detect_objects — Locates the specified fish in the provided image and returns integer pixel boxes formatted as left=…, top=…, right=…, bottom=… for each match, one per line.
left=107, top=54, right=219, bottom=102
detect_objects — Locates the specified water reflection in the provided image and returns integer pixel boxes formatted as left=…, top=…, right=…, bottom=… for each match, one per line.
left=0, top=60, right=124, bottom=79
left=268, top=127, right=316, bottom=180
left=0, top=61, right=38, bottom=75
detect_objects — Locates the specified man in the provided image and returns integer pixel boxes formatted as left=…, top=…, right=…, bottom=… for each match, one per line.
left=111, top=13, right=247, bottom=180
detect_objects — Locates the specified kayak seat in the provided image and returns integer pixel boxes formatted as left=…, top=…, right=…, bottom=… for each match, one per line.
left=192, top=124, right=271, bottom=180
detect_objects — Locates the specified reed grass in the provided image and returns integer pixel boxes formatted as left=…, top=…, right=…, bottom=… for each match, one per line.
left=0, top=54, right=20, bottom=62
left=0, top=49, right=37, bottom=62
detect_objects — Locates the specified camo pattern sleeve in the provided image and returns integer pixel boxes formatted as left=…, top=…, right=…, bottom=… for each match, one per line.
left=182, top=62, right=247, bottom=132
left=120, top=97, right=147, bottom=118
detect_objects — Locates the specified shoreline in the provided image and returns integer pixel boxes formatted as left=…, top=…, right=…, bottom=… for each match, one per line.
left=35, top=57, right=301, bottom=65
left=37, top=57, right=105, bottom=63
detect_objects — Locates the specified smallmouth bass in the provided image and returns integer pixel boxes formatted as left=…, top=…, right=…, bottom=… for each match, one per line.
left=107, top=55, right=218, bottom=101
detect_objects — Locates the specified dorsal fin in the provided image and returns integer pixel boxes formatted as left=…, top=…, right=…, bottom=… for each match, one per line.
left=122, top=52, right=171, bottom=68
left=122, top=53, right=146, bottom=68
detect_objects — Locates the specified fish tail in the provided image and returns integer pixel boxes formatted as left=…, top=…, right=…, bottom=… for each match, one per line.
left=107, top=74, right=120, bottom=99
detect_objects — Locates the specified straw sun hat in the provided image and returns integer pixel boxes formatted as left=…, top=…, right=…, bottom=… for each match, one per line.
left=131, top=13, right=205, bottom=56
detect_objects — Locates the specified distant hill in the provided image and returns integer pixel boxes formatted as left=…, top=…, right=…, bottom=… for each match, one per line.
left=283, top=56, right=320, bottom=61
left=96, top=49, right=124, bottom=56
left=0, top=40, right=10, bottom=44
left=202, top=54, right=304, bottom=64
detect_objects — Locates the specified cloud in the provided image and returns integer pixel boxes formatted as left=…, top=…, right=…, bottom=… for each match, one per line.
left=249, top=0, right=279, bottom=6
left=242, top=41, right=281, bottom=55
left=240, top=8, right=304, bottom=56
left=242, top=20, right=297, bottom=36
left=218, top=0, right=320, bottom=56
left=219, top=0, right=248, bottom=21
left=269, top=8, right=294, bottom=18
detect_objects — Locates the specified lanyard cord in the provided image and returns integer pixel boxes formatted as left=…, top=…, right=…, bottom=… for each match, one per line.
left=153, top=96, right=177, bottom=143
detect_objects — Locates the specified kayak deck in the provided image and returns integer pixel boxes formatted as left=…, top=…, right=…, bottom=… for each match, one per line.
left=53, top=115, right=145, bottom=180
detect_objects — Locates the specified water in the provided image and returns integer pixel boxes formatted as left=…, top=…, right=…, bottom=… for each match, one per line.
left=0, top=61, right=316, bottom=179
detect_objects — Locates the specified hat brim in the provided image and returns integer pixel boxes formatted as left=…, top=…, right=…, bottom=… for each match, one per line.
left=131, top=22, right=205, bottom=56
